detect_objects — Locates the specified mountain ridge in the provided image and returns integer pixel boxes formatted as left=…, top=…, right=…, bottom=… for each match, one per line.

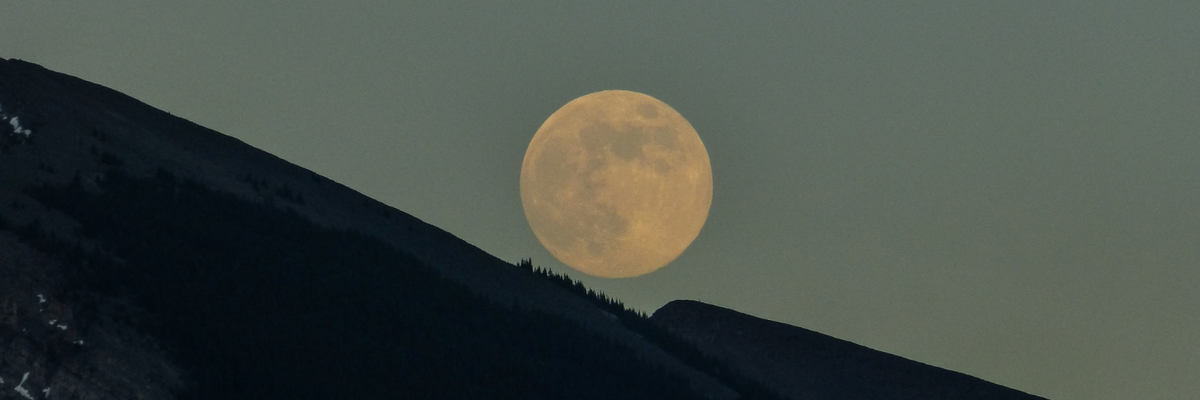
left=0, top=57, right=1047, bottom=400
left=652, top=300, right=1047, bottom=400
left=0, top=57, right=740, bottom=399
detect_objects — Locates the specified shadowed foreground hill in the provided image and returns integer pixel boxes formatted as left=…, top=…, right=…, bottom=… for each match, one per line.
left=0, top=58, right=746, bottom=399
left=0, top=58, right=1045, bottom=399
left=14, top=169, right=710, bottom=399
left=651, top=300, right=1048, bottom=400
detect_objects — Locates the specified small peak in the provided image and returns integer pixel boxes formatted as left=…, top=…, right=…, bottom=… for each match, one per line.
left=651, top=299, right=730, bottom=319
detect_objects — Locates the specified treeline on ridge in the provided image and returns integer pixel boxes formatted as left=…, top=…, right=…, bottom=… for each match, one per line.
left=518, top=259, right=785, bottom=400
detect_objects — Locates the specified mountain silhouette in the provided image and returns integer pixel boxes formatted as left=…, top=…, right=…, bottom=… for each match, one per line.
left=0, top=58, right=1045, bottom=400
left=652, top=300, right=1046, bottom=400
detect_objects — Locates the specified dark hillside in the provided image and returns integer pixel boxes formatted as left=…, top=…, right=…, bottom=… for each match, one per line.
left=1, top=58, right=1049, bottom=400
left=0, top=58, right=742, bottom=399
left=15, top=168, right=703, bottom=399
left=651, top=300, right=1048, bottom=400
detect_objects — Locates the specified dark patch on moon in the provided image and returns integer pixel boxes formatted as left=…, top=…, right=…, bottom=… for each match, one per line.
left=653, top=160, right=672, bottom=175
left=611, top=128, right=645, bottom=161
left=651, top=127, right=676, bottom=148
left=637, top=103, right=659, bottom=119
left=580, top=121, right=651, bottom=162
left=580, top=123, right=610, bottom=152
left=588, top=241, right=606, bottom=256
left=649, top=127, right=679, bottom=174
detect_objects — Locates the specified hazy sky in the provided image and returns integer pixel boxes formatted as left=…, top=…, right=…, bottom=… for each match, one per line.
left=4, top=2, right=1198, bottom=399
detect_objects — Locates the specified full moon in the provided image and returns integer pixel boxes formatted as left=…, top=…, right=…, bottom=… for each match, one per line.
left=520, top=90, right=713, bottom=278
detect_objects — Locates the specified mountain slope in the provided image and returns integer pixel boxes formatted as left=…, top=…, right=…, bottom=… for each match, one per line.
left=651, top=300, right=1048, bottom=400
left=0, top=58, right=1048, bottom=400
left=0, top=58, right=743, bottom=399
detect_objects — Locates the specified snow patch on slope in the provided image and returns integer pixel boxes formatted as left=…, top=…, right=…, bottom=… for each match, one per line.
left=0, top=104, right=33, bottom=138
left=14, top=372, right=33, bottom=399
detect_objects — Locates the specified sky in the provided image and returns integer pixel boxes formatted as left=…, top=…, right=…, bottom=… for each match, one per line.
left=3, top=2, right=1198, bottom=399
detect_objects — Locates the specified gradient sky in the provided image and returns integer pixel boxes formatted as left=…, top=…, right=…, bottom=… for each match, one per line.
left=4, top=2, right=1198, bottom=399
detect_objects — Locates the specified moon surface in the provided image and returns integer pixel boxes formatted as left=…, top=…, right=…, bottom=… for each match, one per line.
left=520, top=90, right=712, bottom=278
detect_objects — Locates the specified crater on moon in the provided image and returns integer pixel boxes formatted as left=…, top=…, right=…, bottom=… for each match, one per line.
left=520, top=90, right=712, bottom=278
